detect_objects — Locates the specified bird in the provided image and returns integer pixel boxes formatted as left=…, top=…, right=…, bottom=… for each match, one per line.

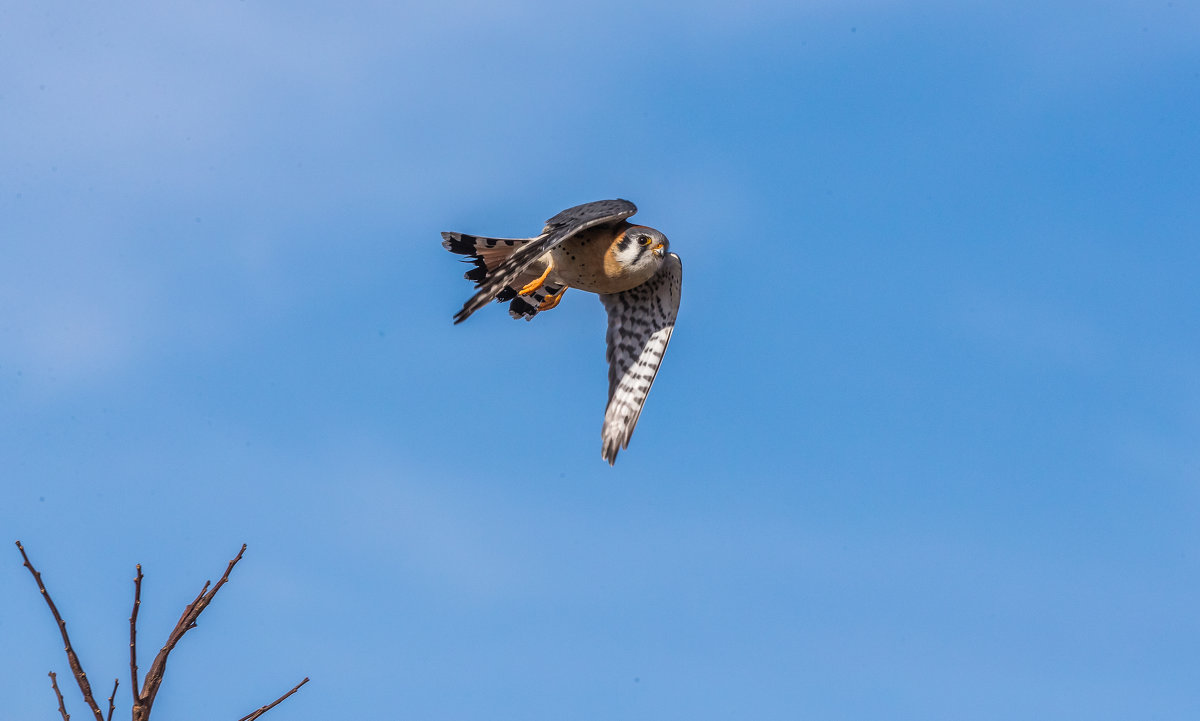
left=442, top=199, right=683, bottom=465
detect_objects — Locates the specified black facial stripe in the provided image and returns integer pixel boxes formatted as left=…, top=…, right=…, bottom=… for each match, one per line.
left=616, top=235, right=632, bottom=253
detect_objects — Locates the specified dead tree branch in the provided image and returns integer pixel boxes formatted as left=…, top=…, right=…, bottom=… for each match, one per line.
left=129, top=564, right=142, bottom=706
left=49, top=671, right=70, bottom=721
left=236, top=677, right=310, bottom=721
left=21, top=542, right=305, bottom=721
left=133, top=544, right=247, bottom=721
left=17, top=542, right=105, bottom=721
left=105, top=678, right=118, bottom=721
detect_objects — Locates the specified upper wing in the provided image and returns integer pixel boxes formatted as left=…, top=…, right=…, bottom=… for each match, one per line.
left=452, top=199, right=637, bottom=324
left=599, top=252, right=683, bottom=465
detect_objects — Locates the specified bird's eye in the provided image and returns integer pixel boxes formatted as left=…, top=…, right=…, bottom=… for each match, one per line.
left=638, top=236, right=651, bottom=246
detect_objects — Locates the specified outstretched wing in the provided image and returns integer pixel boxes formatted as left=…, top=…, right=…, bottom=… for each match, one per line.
left=599, top=252, right=683, bottom=465
left=452, top=199, right=638, bottom=324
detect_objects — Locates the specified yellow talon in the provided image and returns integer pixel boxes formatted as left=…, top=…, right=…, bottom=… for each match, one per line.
left=538, top=287, right=568, bottom=311
left=518, top=264, right=553, bottom=296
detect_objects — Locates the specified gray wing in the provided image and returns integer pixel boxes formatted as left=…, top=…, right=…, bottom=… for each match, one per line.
left=599, top=252, right=683, bottom=465
left=452, top=199, right=637, bottom=324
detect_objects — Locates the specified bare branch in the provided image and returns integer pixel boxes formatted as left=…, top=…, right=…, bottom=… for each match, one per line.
left=26, top=543, right=303, bottom=721
left=236, top=678, right=310, bottom=721
left=49, top=671, right=70, bottom=721
left=17, top=542, right=105, bottom=721
left=135, top=544, right=247, bottom=720
left=130, top=564, right=142, bottom=705
left=105, top=679, right=118, bottom=721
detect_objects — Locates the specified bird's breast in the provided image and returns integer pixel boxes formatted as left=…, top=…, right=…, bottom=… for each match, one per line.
left=551, top=226, right=654, bottom=294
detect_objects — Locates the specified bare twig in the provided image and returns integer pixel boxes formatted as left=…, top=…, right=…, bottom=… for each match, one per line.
left=130, top=564, right=142, bottom=705
left=49, top=671, right=70, bottom=721
left=25, top=543, right=303, bottom=721
left=236, top=677, right=310, bottom=721
left=17, top=542, right=105, bottom=721
left=134, top=544, right=247, bottom=721
left=105, top=678, right=118, bottom=721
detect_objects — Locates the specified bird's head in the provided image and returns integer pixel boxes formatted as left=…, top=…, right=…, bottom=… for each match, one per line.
left=615, top=225, right=669, bottom=272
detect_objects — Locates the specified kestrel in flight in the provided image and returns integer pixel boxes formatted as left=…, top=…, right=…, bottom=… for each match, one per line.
left=443, top=199, right=683, bottom=465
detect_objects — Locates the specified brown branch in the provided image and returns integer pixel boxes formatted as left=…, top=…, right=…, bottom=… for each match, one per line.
left=129, top=564, right=142, bottom=705
left=17, top=542, right=105, bottom=721
left=105, top=679, right=118, bottom=721
left=49, top=671, right=70, bottom=721
left=134, top=544, right=247, bottom=721
left=235, top=677, right=309, bottom=721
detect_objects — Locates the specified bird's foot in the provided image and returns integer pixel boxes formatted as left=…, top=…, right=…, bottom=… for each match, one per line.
left=518, top=263, right=553, bottom=296
left=538, top=286, right=568, bottom=311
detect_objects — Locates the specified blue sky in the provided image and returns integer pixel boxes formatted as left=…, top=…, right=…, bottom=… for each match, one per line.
left=3, top=1, right=1199, bottom=718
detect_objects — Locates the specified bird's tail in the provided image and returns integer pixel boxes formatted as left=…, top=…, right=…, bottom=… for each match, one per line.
left=441, top=232, right=559, bottom=321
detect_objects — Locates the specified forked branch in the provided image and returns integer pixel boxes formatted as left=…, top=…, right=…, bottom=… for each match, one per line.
left=17, top=542, right=105, bottom=721
left=134, top=544, right=247, bottom=720
left=20, top=542, right=306, bottom=721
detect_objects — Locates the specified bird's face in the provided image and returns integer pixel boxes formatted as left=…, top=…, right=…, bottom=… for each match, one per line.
left=616, top=226, right=669, bottom=272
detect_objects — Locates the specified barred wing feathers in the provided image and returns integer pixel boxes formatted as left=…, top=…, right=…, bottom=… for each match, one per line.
left=599, top=252, right=683, bottom=465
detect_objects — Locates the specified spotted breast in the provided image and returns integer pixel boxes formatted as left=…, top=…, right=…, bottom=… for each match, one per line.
left=551, top=223, right=663, bottom=295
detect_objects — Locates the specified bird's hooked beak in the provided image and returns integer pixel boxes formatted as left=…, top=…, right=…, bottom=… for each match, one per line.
left=651, top=242, right=665, bottom=258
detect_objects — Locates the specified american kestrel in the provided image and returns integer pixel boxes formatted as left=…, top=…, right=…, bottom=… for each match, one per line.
left=443, top=199, right=683, bottom=465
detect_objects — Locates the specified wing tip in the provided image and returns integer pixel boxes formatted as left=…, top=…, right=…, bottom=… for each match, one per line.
left=601, top=430, right=631, bottom=466
left=602, top=445, right=618, bottom=465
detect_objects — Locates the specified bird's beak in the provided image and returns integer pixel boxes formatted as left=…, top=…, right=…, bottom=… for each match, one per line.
left=652, top=243, right=665, bottom=258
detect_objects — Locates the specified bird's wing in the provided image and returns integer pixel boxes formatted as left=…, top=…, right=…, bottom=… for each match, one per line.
left=452, top=199, right=637, bottom=323
left=599, top=252, right=683, bottom=465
